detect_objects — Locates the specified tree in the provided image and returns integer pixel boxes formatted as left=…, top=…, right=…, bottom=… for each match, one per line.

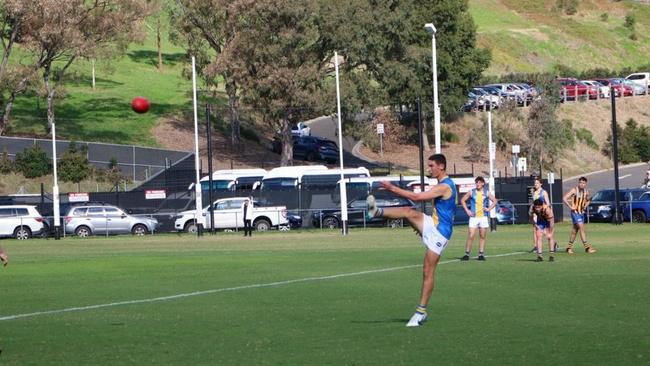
left=0, top=0, right=40, bottom=135
left=523, top=76, right=574, bottom=170
left=214, top=0, right=330, bottom=165
left=58, top=141, right=90, bottom=190
left=14, top=144, right=51, bottom=178
left=171, top=0, right=243, bottom=148
left=13, top=0, right=150, bottom=134
left=318, top=0, right=490, bottom=149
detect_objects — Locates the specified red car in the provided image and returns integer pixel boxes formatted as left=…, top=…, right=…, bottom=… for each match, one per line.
left=594, top=78, right=633, bottom=97
left=558, top=78, right=598, bottom=99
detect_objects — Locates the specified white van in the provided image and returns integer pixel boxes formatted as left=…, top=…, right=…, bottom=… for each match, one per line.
left=198, top=168, right=267, bottom=191
left=625, top=72, right=650, bottom=90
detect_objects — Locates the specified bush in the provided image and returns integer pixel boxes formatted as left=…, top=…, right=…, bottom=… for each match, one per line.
left=575, top=128, right=598, bottom=150
left=602, top=119, right=650, bottom=164
left=14, top=145, right=51, bottom=178
left=624, top=13, right=636, bottom=29
left=58, top=142, right=90, bottom=185
left=0, top=150, right=14, bottom=174
left=600, top=13, right=608, bottom=22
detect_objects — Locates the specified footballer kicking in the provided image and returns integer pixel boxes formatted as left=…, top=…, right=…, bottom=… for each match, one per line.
left=562, top=177, right=597, bottom=254
left=365, top=154, right=457, bottom=327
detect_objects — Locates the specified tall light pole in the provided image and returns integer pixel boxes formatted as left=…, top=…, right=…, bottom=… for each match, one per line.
left=487, top=109, right=497, bottom=231
left=51, top=122, right=61, bottom=239
left=191, top=56, right=204, bottom=236
left=334, top=51, right=348, bottom=235
left=424, top=23, right=441, bottom=154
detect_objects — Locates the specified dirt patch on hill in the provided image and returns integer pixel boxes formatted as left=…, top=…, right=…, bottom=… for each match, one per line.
left=151, top=115, right=281, bottom=170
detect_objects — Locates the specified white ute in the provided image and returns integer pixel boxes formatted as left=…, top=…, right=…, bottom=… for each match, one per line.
left=174, top=197, right=289, bottom=233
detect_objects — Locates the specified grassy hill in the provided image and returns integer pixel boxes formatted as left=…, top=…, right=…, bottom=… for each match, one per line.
left=3, top=0, right=650, bottom=181
left=7, top=27, right=202, bottom=146
left=471, top=0, right=650, bottom=75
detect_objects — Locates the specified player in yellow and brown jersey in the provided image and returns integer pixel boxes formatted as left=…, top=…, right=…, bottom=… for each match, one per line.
left=562, top=176, right=597, bottom=254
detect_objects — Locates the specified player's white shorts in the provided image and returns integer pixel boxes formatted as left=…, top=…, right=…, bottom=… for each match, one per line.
left=422, top=214, right=449, bottom=255
left=469, top=216, right=489, bottom=229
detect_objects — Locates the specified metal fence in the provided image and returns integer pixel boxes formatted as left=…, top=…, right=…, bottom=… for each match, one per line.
left=0, top=136, right=191, bottom=182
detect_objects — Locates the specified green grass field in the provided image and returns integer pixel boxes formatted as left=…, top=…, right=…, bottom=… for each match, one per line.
left=1, top=223, right=649, bottom=365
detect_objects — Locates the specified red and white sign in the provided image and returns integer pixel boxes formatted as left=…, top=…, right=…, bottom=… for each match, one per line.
left=68, top=192, right=90, bottom=202
left=458, top=183, right=476, bottom=193
left=145, top=189, right=166, bottom=200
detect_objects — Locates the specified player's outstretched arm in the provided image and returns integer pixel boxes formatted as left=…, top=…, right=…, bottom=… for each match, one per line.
left=380, top=180, right=450, bottom=202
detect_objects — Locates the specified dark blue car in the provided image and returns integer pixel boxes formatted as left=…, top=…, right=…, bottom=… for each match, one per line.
left=273, top=135, right=339, bottom=164
left=587, top=188, right=648, bottom=222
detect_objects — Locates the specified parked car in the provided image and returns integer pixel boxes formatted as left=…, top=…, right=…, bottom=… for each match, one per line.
left=285, top=211, right=303, bottom=229
left=312, top=194, right=416, bottom=229
left=558, top=78, right=597, bottom=99
left=64, top=204, right=158, bottom=237
left=595, top=78, right=634, bottom=97
left=0, top=205, right=45, bottom=239
left=495, top=199, right=518, bottom=224
left=625, top=72, right=650, bottom=91
left=174, top=197, right=289, bottom=232
left=273, top=135, right=339, bottom=164
left=622, top=191, right=650, bottom=223
left=581, top=80, right=610, bottom=98
left=291, top=122, right=311, bottom=137
left=453, top=199, right=517, bottom=226
left=587, top=188, right=648, bottom=222
left=622, top=79, right=647, bottom=95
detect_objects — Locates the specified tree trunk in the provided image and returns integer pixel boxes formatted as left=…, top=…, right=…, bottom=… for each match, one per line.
left=157, top=18, right=163, bottom=72
left=422, top=122, right=431, bottom=152
left=44, top=64, right=56, bottom=132
left=225, top=78, right=241, bottom=147
left=280, top=117, right=293, bottom=166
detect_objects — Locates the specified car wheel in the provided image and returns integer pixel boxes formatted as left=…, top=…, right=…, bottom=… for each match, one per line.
left=387, top=218, right=403, bottom=229
left=254, top=219, right=271, bottom=231
left=184, top=221, right=198, bottom=234
left=632, top=210, right=647, bottom=223
left=322, top=217, right=339, bottom=229
left=132, top=224, right=148, bottom=236
left=14, top=226, right=32, bottom=240
left=75, top=225, right=92, bottom=237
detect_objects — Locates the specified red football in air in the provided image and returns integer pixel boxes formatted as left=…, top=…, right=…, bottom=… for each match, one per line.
left=131, top=96, right=150, bottom=114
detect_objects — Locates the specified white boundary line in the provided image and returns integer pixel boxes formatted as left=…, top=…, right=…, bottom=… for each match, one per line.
left=0, top=251, right=525, bottom=322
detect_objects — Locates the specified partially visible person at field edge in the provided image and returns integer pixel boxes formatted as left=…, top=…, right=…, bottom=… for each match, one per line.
left=528, top=177, right=553, bottom=253
left=643, top=170, right=650, bottom=189
left=460, top=176, right=497, bottom=261
left=531, top=198, right=556, bottom=262
left=365, top=153, right=457, bottom=327
left=0, top=246, right=8, bottom=267
left=562, top=177, right=597, bottom=254
left=242, top=199, right=253, bottom=237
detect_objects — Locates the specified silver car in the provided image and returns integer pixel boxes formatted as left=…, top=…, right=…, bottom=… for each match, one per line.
left=64, top=205, right=158, bottom=237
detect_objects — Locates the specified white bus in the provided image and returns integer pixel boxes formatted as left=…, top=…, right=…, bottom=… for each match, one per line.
left=199, top=168, right=267, bottom=192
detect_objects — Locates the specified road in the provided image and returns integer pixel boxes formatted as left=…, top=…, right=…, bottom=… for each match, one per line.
left=562, top=162, right=650, bottom=192
left=305, top=116, right=387, bottom=169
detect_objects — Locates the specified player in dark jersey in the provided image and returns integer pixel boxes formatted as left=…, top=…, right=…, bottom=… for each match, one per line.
left=562, top=177, right=597, bottom=254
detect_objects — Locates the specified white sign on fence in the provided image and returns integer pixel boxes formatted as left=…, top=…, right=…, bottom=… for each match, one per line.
left=376, top=123, right=384, bottom=134
left=517, top=157, right=527, bottom=173
left=145, top=189, right=167, bottom=200
left=547, top=172, right=555, bottom=184
left=68, top=192, right=90, bottom=202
